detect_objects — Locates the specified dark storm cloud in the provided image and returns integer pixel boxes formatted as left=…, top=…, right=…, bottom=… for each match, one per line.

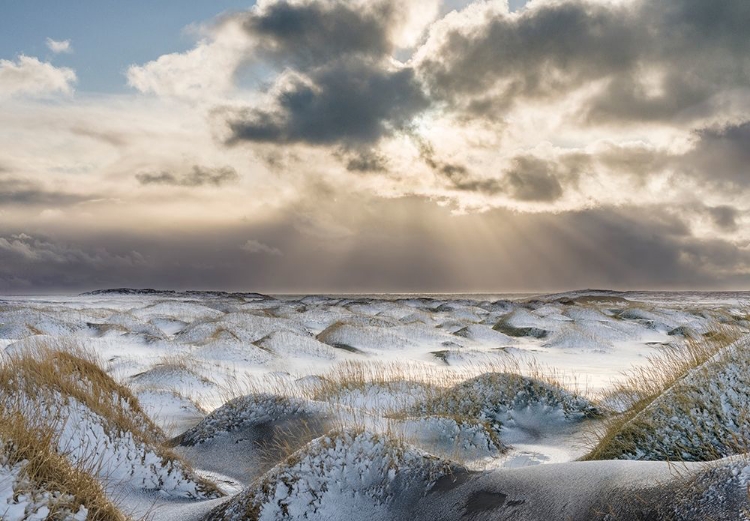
left=342, top=148, right=390, bottom=173
left=583, top=71, right=711, bottom=125
left=707, top=206, right=740, bottom=232
left=581, top=0, right=750, bottom=124
left=224, top=60, right=429, bottom=146
left=504, top=157, right=566, bottom=202
left=439, top=162, right=504, bottom=195
left=494, top=153, right=587, bottom=202
left=419, top=0, right=750, bottom=124
left=0, top=233, right=146, bottom=267
left=0, top=178, right=90, bottom=206
left=420, top=1, right=639, bottom=101
left=416, top=137, right=502, bottom=193
left=241, top=0, right=393, bottom=70
left=215, top=0, right=434, bottom=147
left=419, top=135, right=588, bottom=201
left=550, top=206, right=748, bottom=287
left=136, top=166, right=239, bottom=187
left=1, top=199, right=748, bottom=293
left=220, top=0, right=750, bottom=194
left=679, top=238, right=749, bottom=272
left=0, top=233, right=149, bottom=292
left=680, top=121, right=750, bottom=187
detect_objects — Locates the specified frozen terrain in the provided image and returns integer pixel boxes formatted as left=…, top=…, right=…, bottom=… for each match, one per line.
left=0, top=289, right=749, bottom=520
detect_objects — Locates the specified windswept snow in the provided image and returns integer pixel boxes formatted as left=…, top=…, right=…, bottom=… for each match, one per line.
left=205, top=430, right=456, bottom=521
left=592, top=334, right=750, bottom=461
left=178, top=394, right=325, bottom=447
left=0, top=289, right=748, bottom=519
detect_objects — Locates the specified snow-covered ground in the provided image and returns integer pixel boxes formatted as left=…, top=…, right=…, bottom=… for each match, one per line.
left=0, top=442, right=89, bottom=521
left=0, top=289, right=748, bottom=519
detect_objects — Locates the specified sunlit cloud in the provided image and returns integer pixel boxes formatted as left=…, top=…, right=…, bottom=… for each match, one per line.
left=1, top=0, right=749, bottom=291
left=0, top=55, right=76, bottom=98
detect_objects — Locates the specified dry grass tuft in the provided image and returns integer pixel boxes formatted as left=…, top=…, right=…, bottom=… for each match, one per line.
left=585, top=324, right=743, bottom=461
left=0, top=337, right=222, bottom=504
left=0, top=338, right=163, bottom=446
left=0, top=403, right=126, bottom=521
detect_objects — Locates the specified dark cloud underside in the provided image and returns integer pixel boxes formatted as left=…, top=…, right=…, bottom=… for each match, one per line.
left=0, top=178, right=91, bottom=206
left=421, top=0, right=750, bottom=123
left=682, top=122, right=750, bottom=187
left=225, top=61, right=429, bottom=146
left=1, top=199, right=747, bottom=293
left=136, top=166, right=239, bottom=187
left=241, top=1, right=394, bottom=69
left=707, top=206, right=739, bottom=232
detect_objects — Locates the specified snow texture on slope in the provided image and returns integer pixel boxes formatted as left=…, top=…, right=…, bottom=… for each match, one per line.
left=205, top=430, right=457, bottom=521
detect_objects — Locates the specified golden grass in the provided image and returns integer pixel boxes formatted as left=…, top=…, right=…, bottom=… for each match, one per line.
left=0, top=338, right=163, bottom=446
left=0, top=338, right=222, bottom=504
left=310, top=356, right=587, bottom=400
left=0, top=403, right=126, bottom=521
left=205, top=354, right=589, bottom=470
left=212, top=354, right=589, bottom=428
left=252, top=418, right=330, bottom=474
left=585, top=324, right=743, bottom=461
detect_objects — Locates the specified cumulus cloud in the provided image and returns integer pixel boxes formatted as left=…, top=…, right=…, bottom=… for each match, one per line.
left=206, top=1, right=439, bottom=146
left=240, top=0, right=394, bottom=69
left=126, top=18, right=250, bottom=99
left=223, top=61, right=429, bottom=146
left=203, top=0, right=750, bottom=201
left=416, top=0, right=750, bottom=125
left=131, top=0, right=437, bottom=144
left=135, top=165, right=239, bottom=187
left=125, top=0, right=433, bottom=101
left=0, top=55, right=76, bottom=98
left=240, top=239, right=283, bottom=256
left=46, top=38, right=72, bottom=54
left=416, top=1, right=634, bottom=109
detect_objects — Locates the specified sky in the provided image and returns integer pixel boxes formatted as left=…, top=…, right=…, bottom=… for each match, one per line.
left=0, top=0, right=749, bottom=294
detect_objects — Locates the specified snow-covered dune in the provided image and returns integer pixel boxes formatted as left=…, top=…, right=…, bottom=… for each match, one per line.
left=590, top=334, right=750, bottom=461
left=0, top=341, right=220, bottom=517
left=205, top=430, right=458, bottom=521
left=0, top=290, right=747, bottom=519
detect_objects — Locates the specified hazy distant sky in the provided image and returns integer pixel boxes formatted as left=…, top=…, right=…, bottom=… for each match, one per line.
left=1, top=0, right=749, bottom=293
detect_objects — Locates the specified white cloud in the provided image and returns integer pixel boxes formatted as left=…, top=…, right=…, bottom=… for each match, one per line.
left=126, top=19, right=250, bottom=100
left=0, top=55, right=76, bottom=99
left=241, top=239, right=283, bottom=256
left=390, top=0, right=442, bottom=49
left=46, top=38, right=72, bottom=54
